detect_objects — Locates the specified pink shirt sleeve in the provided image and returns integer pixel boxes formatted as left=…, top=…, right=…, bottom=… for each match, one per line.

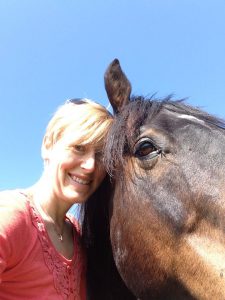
left=0, top=191, right=30, bottom=283
left=0, top=236, right=8, bottom=282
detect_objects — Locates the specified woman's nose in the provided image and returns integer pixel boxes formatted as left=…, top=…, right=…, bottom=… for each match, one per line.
left=81, top=152, right=95, bottom=172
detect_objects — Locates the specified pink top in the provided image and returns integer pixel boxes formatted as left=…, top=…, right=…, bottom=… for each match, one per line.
left=0, top=190, right=86, bottom=300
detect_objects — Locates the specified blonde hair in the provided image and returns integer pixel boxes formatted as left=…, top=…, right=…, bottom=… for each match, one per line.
left=43, top=98, right=113, bottom=152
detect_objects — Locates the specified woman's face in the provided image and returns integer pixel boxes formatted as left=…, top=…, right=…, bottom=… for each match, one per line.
left=43, top=130, right=106, bottom=205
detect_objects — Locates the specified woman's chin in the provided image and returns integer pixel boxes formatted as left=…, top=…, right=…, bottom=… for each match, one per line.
left=63, top=187, right=89, bottom=204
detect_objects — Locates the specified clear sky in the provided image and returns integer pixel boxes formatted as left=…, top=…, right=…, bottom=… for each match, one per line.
left=1, top=0, right=225, bottom=189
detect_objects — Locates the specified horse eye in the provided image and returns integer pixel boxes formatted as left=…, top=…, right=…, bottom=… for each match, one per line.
left=134, top=139, right=158, bottom=158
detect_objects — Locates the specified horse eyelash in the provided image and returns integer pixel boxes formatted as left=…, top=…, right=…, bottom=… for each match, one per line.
left=160, top=150, right=166, bottom=158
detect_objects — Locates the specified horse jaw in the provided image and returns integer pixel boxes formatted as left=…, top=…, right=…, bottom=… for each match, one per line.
left=176, top=230, right=225, bottom=300
left=104, top=58, right=131, bottom=113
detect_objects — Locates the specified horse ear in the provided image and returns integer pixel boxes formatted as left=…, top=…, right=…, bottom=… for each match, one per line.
left=104, top=59, right=131, bottom=114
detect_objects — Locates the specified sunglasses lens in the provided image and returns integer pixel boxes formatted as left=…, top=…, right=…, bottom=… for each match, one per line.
left=66, top=98, right=87, bottom=105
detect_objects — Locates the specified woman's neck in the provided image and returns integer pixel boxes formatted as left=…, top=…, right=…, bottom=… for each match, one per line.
left=27, top=178, right=69, bottom=229
left=26, top=178, right=74, bottom=253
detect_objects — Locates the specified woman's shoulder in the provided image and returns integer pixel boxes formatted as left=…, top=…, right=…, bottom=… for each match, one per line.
left=0, top=189, right=31, bottom=229
left=0, top=190, right=34, bottom=267
left=0, top=189, right=29, bottom=211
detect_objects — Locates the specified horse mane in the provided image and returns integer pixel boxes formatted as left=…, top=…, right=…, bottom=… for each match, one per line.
left=104, top=95, right=225, bottom=177
left=81, top=176, right=135, bottom=299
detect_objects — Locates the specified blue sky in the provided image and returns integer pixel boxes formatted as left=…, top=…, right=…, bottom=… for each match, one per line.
left=1, top=0, right=225, bottom=189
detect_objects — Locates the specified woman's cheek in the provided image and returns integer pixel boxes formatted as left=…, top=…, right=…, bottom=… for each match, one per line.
left=60, top=156, right=77, bottom=169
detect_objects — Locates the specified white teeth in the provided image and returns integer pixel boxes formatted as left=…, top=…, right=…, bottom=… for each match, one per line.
left=70, top=175, right=91, bottom=185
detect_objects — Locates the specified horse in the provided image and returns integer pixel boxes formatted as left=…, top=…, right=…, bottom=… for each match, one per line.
left=83, top=59, right=225, bottom=300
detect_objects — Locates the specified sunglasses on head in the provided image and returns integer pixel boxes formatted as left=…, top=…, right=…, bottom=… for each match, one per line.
left=66, top=98, right=88, bottom=105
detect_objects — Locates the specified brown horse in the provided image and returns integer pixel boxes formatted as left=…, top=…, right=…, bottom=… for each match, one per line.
left=83, top=59, right=225, bottom=300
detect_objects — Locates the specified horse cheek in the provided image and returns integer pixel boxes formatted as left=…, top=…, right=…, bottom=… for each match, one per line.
left=110, top=181, right=171, bottom=299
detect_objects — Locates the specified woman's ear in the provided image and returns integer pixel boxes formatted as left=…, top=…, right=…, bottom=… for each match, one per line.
left=41, top=135, right=53, bottom=161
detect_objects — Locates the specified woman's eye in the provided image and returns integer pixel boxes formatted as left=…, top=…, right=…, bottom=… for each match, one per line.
left=74, top=145, right=86, bottom=153
left=134, top=139, right=159, bottom=158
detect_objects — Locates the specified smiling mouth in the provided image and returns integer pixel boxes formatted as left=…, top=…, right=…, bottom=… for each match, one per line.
left=69, top=174, right=91, bottom=185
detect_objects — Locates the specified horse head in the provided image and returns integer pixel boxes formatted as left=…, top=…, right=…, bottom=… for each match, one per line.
left=103, top=59, right=225, bottom=299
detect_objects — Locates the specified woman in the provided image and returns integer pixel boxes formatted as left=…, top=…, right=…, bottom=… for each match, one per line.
left=0, top=98, right=113, bottom=300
